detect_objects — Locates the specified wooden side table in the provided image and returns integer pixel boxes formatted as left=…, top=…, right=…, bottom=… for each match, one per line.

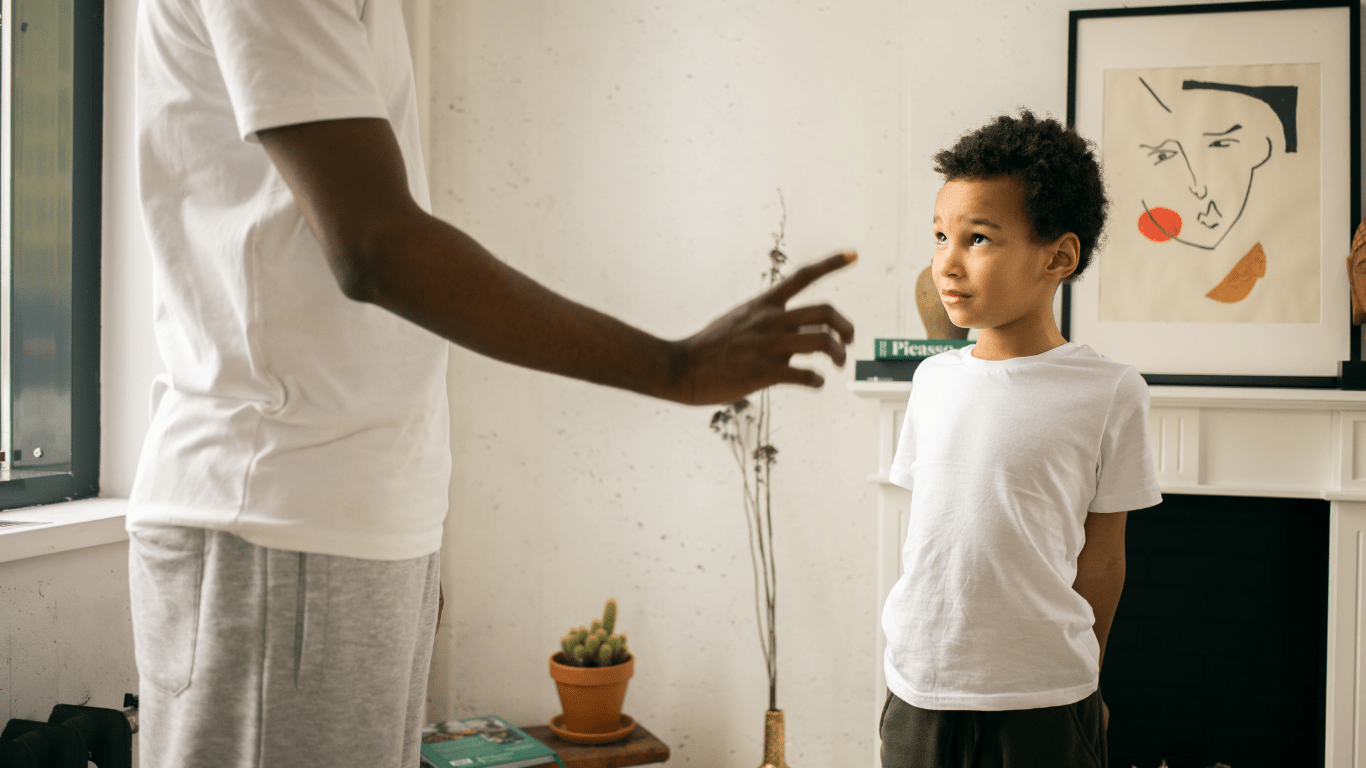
left=519, top=723, right=669, bottom=768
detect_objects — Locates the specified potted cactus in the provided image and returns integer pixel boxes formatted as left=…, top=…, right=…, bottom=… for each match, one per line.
left=548, top=599, right=635, bottom=742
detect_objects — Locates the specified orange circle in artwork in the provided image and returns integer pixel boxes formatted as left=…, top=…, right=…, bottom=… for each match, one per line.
left=1138, top=207, right=1182, bottom=242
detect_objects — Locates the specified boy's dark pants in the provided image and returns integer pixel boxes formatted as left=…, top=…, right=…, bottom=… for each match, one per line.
left=879, top=688, right=1107, bottom=768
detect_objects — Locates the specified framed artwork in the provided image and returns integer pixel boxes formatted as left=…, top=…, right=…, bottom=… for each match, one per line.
left=1063, top=0, right=1360, bottom=387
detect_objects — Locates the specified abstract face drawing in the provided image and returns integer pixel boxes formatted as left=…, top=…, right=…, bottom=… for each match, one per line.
left=1134, top=78, right=1298, bottom=251
left=1099, top=62, right=1320, bottom=324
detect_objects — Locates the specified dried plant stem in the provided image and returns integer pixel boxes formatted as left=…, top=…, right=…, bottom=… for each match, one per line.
left=729, top=420, right=770, bottom=688
left=729, top=399, right=778, bottom=712
left=760, top=192, right=784, bottom=711
left=711, top=190, right=788, bottom=714
left=760, top=387, right=778, bottom=711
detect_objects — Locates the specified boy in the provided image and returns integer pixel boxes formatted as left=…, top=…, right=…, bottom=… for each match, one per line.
left=879, top=110, right=1161, bottom=768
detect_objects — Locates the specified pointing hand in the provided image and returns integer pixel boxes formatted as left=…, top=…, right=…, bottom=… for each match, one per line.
left=669, top=251, right=858, bottom=405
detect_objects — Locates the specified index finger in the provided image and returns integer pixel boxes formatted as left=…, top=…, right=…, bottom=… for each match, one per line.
left=766, top=251, right=858, bottom=304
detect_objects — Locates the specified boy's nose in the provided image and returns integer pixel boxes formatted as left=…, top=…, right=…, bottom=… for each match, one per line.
left=935, top=249, right=965, bottom=279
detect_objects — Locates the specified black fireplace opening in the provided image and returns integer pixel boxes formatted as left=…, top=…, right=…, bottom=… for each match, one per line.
left=1100, top=494, right=1330, bottom=768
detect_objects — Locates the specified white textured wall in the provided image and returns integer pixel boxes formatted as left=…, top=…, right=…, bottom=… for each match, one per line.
left=423, top=1, right=893, bottom=763
left=422, top=3, right=901, bottom=762
left=0, top=542, right=135, bottom=725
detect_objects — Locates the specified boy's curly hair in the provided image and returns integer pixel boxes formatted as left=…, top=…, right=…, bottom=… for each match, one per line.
left=933, top=109, right=1108, bottom=282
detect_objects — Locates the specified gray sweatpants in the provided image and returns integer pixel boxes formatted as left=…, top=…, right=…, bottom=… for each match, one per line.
left=128, top=524, right=441, bottom=768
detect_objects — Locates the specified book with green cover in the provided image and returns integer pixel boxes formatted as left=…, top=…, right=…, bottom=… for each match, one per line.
left=855, top=359, right=921, bottom=382
left=420, top=716, right=562, bottom=768
left=874, top=338, right=972, bottom=360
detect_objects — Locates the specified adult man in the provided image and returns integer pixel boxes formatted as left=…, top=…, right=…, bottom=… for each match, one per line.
left=128, top=1, right=855, bottom=767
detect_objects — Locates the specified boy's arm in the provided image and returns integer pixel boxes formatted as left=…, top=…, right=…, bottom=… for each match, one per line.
left=1073, top=509, right=1128, bottom=729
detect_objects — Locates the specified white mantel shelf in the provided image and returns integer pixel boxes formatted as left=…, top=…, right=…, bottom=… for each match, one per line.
left=850, top=380, right=1366, bottom=405
left=851, top=379, right=1366, bottom=768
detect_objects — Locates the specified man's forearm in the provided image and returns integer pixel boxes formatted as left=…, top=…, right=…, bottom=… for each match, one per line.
left=361, top=211, right=682, bottom=401
left=259, top=117, right=855, bottom=406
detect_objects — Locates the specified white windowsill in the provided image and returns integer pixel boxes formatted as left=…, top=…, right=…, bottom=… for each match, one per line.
left=0, top=497, right=129, bottom=564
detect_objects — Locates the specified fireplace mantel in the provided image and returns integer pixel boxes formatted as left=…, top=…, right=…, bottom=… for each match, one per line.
left=852, top=381, right=1366, bottom=768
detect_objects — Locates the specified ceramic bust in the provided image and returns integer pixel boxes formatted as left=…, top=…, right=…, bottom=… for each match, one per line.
left=915, top=263, right=969, bottom=340
left=1350, top=220, right=1366, bottom=325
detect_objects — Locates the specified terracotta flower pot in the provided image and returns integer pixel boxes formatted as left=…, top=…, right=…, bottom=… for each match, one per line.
left=548, top=652, right=634, bottom=734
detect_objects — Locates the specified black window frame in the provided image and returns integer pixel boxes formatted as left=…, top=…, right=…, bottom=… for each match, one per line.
left=0, top=0, right=102, bottom=510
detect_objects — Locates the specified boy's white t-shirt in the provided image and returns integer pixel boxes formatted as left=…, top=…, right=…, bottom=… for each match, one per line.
left=129, top=0, right=451, bottom=560
left=882, top=342, right=1161, bottom=710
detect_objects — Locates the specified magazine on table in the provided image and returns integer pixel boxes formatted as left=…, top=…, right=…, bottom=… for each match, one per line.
left=419, top=715, right=562, bottom=768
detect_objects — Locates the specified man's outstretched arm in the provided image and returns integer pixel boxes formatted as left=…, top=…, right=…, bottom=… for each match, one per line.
left=259, top=117, right=856, bottom=406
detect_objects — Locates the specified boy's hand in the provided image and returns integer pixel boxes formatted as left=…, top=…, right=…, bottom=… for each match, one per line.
left=670, top=252, right=857, bottom=405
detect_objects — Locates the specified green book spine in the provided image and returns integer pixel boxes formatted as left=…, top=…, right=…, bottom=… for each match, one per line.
left=874, top=338, right=972, bottom=360
left=855, top=359, right=921, bottom=382
left=421, top=715, right=559, bottom=768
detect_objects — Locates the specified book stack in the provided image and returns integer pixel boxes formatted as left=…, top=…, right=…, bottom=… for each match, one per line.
left=420, top=716, right=562, bottom=768
left=855, top=338, right=972, bottom=381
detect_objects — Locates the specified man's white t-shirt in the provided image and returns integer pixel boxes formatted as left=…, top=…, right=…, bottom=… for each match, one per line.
left=881, top=343, right=1161, bottom=710
left=129, top=0, right=451, bottom=561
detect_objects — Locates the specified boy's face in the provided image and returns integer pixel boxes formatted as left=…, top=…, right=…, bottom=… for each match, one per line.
left=931, top=176, right=1070, bottom=333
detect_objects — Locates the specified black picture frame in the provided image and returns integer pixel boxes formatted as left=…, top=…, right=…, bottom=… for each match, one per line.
left=1063, top=0, right=1360, bottom=389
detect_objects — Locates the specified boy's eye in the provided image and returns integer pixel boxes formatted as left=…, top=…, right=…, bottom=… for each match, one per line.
left=972, top=234, right=990, bottom=246
left=1208, top=138, right=1239, bottom=149
left=935, top=232, right=947, bottom=244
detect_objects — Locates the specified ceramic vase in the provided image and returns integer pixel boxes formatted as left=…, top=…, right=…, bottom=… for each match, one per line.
left=759, top=709, right=789, bottom=768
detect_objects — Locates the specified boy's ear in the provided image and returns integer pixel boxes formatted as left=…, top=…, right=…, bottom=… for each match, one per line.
left=1044, top=233, right=1081, bottom=282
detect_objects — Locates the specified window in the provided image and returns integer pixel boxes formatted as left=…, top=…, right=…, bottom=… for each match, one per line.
left=0, top=0, right=101, bottom=509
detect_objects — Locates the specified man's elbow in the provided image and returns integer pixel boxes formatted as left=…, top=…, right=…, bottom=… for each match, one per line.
left=329, top=254, right=379, bottom=303
left=322, top=214, right=415, bottom=305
